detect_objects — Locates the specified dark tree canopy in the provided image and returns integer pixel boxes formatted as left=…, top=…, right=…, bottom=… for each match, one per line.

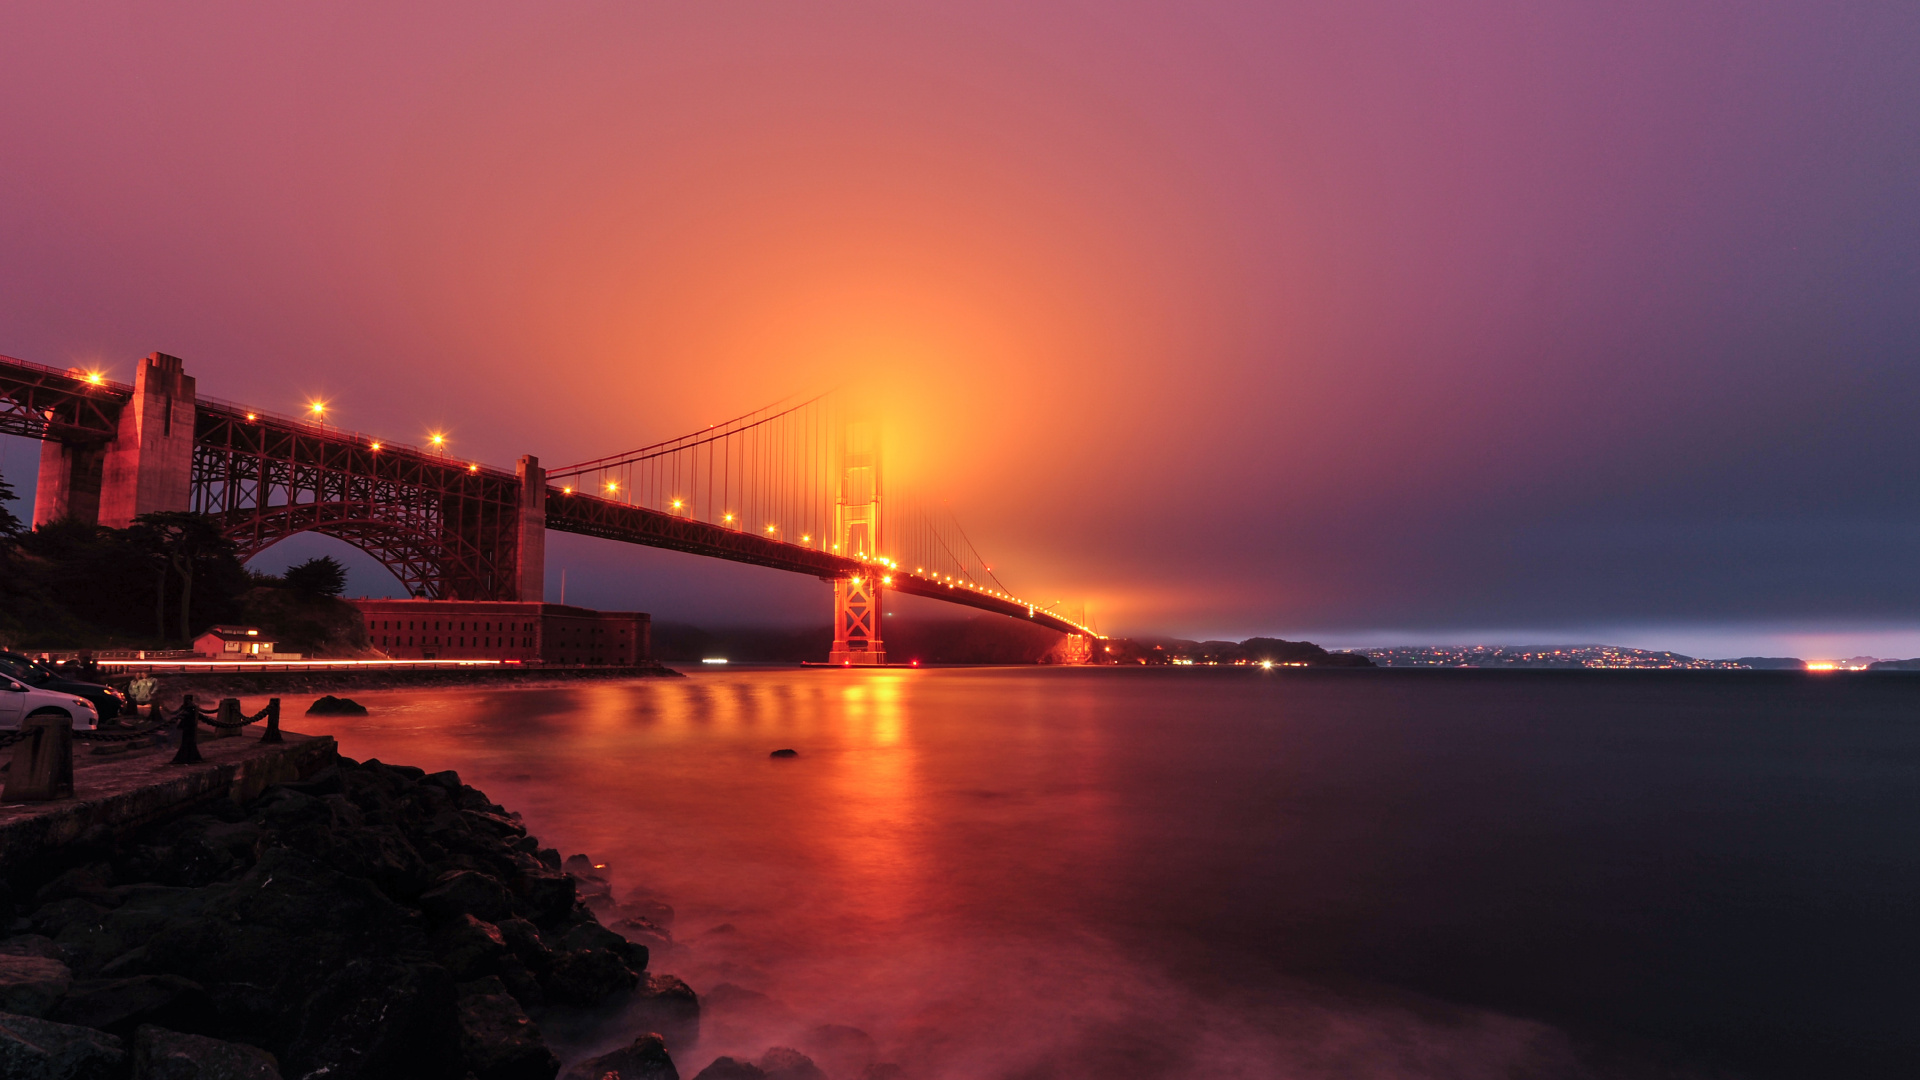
left=284, top=555, right=350, bottom=597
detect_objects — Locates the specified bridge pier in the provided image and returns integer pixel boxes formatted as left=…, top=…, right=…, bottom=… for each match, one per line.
left=33, top=439, right=107, bottom=528
left=515, top=455, right=546, bottom=602
left=829, top=575, right=885, bottom=665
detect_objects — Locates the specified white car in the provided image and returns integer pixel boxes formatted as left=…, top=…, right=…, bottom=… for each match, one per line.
left=0, top=675, right=99, bottom=730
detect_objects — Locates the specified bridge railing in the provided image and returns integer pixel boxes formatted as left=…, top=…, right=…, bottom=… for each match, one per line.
left=194, top=394, right=519, bottom=481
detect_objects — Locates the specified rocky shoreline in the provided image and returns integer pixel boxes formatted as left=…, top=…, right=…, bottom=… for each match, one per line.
left=0, top=755, right=699, bottom=1079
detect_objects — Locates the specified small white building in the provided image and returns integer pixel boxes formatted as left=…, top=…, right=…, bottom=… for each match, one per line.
left=193, top=625, right=276, bottom=659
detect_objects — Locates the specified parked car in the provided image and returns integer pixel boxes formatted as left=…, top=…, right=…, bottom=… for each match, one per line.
left=0, top=652, right=125, bottom=722
left=0, top=674, right=99, bottom=730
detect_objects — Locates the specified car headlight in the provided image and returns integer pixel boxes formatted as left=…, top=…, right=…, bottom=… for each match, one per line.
left=73, top=697, right=96, bottom=713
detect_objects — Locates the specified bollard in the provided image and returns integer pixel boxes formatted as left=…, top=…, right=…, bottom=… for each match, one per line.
left=3, top=715, right=75, bottom=802
left=262, top=697, right=283, bottom=743
left=171, top=695, right=204, bottom=765
left=213, top=698, right=243, bottom=739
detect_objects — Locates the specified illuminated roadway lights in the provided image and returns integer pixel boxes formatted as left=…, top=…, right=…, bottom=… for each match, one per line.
left=369, top=441, right=382, bottom=452
left=84, top=371, right=104, bottom=386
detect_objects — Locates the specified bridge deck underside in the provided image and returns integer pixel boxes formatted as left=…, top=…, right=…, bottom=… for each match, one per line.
left=545, top=491, right=1089, bottom=638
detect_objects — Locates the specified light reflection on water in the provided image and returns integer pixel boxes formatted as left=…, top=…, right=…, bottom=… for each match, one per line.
left=244, top=667, right=1920, bottom=1079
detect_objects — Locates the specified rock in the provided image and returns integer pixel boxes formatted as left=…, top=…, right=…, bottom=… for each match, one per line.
left=691, top=1058, right=765, bottom=1080
left=617, top=897, right=675, bottom=930
left=133, top=1024, right=282, bottom=1079
left=305, top=695, right=368, bottom=715
left=0, top=954, right=71, bottom=1017
left=559, top=1033, right=679, bottom=1080
left=756, top=1047, right=827, bottom=1080
left=422, top=871, right=518, bottom=924
left=34, top=862, right=115, bottom=905
left=0, top=934, right=66, bottom=960
left=629, top=974, right=700, bottom=1051
left=284, top=960, right=461, bottom=1080
left=50, top=973, right=212, bottom=1037
left=496, top=919, right=554, bottom=971
left=0, top=1009, right=127, bottom=1080
left=799, top=1024, right=876, bottom=1079
left=456, top=989, right=559, bottom=1080
left=768, top=749, right=798, bottom=758
left=514, top=869, right=577, bottom=926
left=437, top=915, right=511, bottom=981
left=563, top=854, right=610, bottom=878
left=545, top=948, right=638, bottom=1006
left=560, top=922, right=647, bottom=970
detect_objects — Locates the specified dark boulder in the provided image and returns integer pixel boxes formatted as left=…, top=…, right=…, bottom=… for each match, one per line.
left=0, top=953, right=71, bottom=1017
left=421, top=870, right=518, bottom=924
left=799, top=1024, right=876, bottom=1079
left=284, top=960, right=461, bottom=1080
left=457, top=987, right=559, bottom=1080
left=50, top=973, right=213, bottom=1038
left=692, top=1058, right=765, bottom=1080
left=545, top=948, right=638, bottom=1006
left=305, top=695, right=368, bottom=715
left=133, top=1024, right=282, bottom=1079
left=436, top=914, right=511, bottom=981
left=559, top=1033, right=678, bottom=1080
left=0, top=1010, right=126, bottom=1079
left=629, top=973, right=700, bottom=1051
left=560, top=921, right=647, bottom=971
left=756, top=1047, right=828, bottom=1080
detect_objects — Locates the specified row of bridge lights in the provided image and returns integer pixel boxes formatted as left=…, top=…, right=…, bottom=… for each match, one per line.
left=551, top=475, right=1094, bottom=634
left=231, top=399, right=484, bottom=473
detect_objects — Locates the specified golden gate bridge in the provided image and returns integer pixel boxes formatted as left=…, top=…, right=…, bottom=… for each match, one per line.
left=1, top=351, right=1099, bottom=664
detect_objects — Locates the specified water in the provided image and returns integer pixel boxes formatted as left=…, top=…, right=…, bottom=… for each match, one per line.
left=278, top=668, right=1920, bottom=1079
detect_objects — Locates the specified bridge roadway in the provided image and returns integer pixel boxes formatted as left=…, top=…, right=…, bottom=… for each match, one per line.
left=1, top=352, right=1097, bottom=641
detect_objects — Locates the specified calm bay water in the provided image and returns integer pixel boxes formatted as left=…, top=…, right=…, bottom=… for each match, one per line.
left=275, top=668, right=1920, bottom=1079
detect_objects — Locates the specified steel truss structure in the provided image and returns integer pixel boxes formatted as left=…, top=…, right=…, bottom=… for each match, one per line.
left=191, top=402, right=521, bottom=599
left=0, top=356, right=129, bottom=443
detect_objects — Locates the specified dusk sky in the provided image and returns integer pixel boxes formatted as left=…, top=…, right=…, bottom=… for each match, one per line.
left=4, top=2, right=1918, bottom=657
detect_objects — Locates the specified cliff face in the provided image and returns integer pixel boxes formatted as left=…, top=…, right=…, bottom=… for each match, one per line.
left=0, top=757, right=697, bottom=1080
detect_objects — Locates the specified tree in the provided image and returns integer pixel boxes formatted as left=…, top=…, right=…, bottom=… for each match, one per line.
left=0, top=467, right=22, bottom=541
left=128, top=512, right=239, bottom=643
left=284, top=555, right=349, bottom=597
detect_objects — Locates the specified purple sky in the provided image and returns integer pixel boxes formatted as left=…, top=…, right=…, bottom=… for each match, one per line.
left=3, top=2, right=1918, bottom=657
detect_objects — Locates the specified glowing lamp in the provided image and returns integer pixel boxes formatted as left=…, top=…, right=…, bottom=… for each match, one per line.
left=369, top=441, right=381, bottom=451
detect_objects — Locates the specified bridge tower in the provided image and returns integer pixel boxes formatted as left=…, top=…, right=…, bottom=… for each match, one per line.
left=828, top=413, right=885, bottom=665
left=35, top=352, right=196, bottom=528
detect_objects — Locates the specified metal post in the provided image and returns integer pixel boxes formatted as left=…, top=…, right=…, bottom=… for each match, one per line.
left=262, top=697, right=283, bottom=743
left=213, top=697, right=242, bottom=738
left=2, top=715, right=74, bottom=802
left=171, top=695, right=203, bottom=764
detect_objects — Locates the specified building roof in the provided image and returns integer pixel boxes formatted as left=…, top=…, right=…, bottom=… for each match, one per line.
left=196, top=626, right=272, bottom=642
